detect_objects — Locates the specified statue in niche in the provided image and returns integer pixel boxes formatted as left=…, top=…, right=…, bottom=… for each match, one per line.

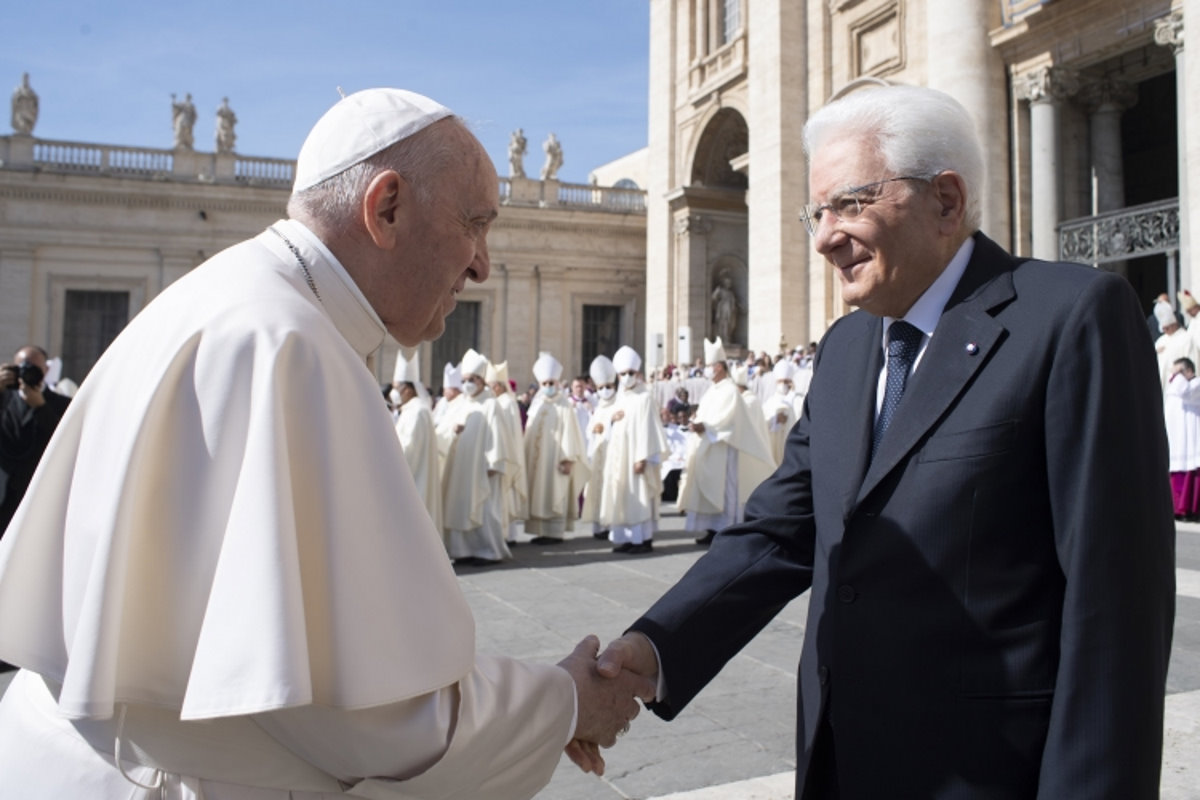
left=171, top=92, right=197, bottom=150
left=11, top=73, right=38, bottom=135
left=215, top=97, right=237, bottom=154
left=540, top=132, right=563, bottom=181
left=712, top=273, right=739, bottom=344
left=508, top=128, right=527, bottom=178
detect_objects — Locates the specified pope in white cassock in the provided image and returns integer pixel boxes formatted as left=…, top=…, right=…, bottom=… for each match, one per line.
left=392, top=349, right=442, bottom=534
left=602, top=346, right=670, bottom=554
left=679, top=337, right=775, bottom=546
left=441, top=348, right=517, bottom=566
left=486, top=360, right=527, bottom=547
left=580, top=354, right=619, bottom=540
left=0, top=88, right=651, bottom=797
left=760, top=358, right=799, bottom=466
left=524, top=352, right=590, bottom=544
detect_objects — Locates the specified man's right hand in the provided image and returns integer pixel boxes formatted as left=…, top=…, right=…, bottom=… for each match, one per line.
left=596, top=632, right=660, bottom=686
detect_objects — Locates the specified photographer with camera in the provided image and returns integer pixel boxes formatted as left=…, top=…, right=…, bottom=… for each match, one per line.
left=1, top=345, right=70, bottom=539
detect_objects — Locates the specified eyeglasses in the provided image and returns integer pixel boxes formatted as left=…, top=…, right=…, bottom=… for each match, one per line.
left=799, top=175, right=930, bottom=236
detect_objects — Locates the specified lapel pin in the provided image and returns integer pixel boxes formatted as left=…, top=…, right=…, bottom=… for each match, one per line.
left=965, top=342, right=979, bottom=355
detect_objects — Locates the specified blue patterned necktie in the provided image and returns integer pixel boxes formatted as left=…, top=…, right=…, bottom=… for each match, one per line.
left=872, top=320, right=923, bottom=459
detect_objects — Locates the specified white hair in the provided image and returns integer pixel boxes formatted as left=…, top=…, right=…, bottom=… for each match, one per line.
left=803, top=85, right=984, bottom=231
left=287, top=116, right=468, bottom=231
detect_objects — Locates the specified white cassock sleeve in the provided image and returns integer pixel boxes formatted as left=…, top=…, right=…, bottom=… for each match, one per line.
left=255, top=656, right=576, bottom=800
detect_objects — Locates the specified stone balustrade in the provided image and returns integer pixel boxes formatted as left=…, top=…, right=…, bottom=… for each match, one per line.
left=0, top=135, right=645, bottom=212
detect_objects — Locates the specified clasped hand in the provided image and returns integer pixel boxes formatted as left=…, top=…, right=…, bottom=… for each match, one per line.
left=557, top=633, right=659, bottom=775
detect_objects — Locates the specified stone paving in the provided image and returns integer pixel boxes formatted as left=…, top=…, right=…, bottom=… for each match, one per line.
left=1, top=515, right=1196, bottom=799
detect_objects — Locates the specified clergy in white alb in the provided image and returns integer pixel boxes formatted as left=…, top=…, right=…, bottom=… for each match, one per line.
left=1154, top=300, right=1199, bottom=388
left=392, top=348, right=442, bottom=533
left=432, top=361, right=463, bottom=430
left=441, top=348, right=516, bottom=565
left=678, top=338, right=775, bottom=543
left=1165, top=357, right=1200, bottom=519
left=524, top=352, right=590, bottom=543
left=760, top=359, right=799, bottom=466
left=603, top=347, right=669, bottom=553
left=0, top=88, right=650, bottom=798
left=580, top=355, right=619, bottom=539
left=487, top=360, right=527, bottom=546
left=730, top=363, right=773, bottom=460
left=433, top=361, right=468, bottom=488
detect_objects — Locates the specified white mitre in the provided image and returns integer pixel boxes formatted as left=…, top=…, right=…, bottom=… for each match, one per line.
left=730, top=363, right=749, bottom=387
left=393, top=346, right=421, bottom=384
left=589, top=355, right=616, bottom=385
left=443, top=362, right=463, bottom=390
left=486, top=360, right=509, bottom=386
left=612, top=345, right=641, bottom=373
left=772, top=359, right=797, bottom=381
left=704, top=336, right=726, bottom=365
left=460, top=348, right=489, bottom=379
left=292, top=88, right=454, bottom=193
left=533, top=352, right=563, bottom=383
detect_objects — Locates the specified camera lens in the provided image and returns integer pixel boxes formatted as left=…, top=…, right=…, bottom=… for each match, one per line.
left=17, top=362, right=43, bottom=387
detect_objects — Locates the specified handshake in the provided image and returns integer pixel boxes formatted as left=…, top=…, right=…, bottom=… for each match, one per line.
left=556, top=632, right=659, bottom=775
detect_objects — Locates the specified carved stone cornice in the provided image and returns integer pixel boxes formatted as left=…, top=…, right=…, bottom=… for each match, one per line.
left=1015, top=66, right=1081, bottom=104
left=1154, top=11, right=1184, bottom=56
left=1078, top=77, right=1138, bottom=114
left=675, top=214, right=712, bottom=238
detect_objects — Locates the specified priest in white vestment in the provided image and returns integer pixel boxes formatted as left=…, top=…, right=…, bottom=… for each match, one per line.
left=761, top=359, right=799, bottom=466
left=679, top=338, right=775, bottom=546
left=1155, top=301, right=1199, bottom=388
left=441, top=349, right=516, bottom=565
left=392, top=349, right=442, bottom=534
left=0, top=88, right=651, bottom=798
left=432, top=361, right=463, bottom=430
left=1165, top=357, right=1200, bottom=519
left=487, top=360, right=527, bottom=547
left=580, top=355, right=619, bottom=540
left=524, top=352, right=590, bottom=543
left=603, top=347, right=669, bottom=553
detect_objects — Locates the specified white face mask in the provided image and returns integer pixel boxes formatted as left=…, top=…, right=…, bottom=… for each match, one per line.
left=621, top=373, right=638, bottom=389
left=389, top=388, right=402, bottom=406
left=464, top=381, right=481, bottom=396
left=597, top=386, right=615, bottom=400
left=541, top=384, right=558, bottom=398
left=703, top=366, right=715, bottom=380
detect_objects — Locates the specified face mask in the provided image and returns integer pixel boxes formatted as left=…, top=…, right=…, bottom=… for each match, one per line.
left=464, top=381, right=481, bottom=396
left=621, top=373, right=638, bottom=389
left=389, top=388, right=402, bottom=406
left=542, top=384, right=558, bottom=398
left=703, top=366, right=715, bottom=380
left=597, top=386, right=615, bottom=400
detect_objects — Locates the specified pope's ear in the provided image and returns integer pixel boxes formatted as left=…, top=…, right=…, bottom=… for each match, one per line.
left=362, top=169, right=409, bottom=249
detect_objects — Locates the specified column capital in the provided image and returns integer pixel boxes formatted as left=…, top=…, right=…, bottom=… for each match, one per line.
left=1154, top=11, right=1184, bottom=56
left=1078, top=77, right=1138, bottom=113
left=1016, top=66, right=1080, bottom=104
left=675, top=214, right=711, bottom=237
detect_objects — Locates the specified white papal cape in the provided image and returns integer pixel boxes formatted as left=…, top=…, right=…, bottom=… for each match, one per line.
left=0, top=220, right=573, bottom=799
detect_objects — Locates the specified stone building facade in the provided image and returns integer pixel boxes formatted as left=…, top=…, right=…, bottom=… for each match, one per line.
left=0, top=112, right=647, bottom=390
left=644, top=0, right=1198, bottom=364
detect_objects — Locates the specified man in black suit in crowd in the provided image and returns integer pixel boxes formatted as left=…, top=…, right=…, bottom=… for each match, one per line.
left=589, top=85, right=1176, bottom=798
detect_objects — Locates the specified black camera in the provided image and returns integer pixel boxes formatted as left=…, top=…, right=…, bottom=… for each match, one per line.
left=16, top=362, right=43, bottom=387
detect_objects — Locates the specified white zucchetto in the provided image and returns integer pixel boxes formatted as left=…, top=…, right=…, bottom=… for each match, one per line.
left=292, top=88, right=454, bottom=193
left=612, top=345, right=641, bottom=373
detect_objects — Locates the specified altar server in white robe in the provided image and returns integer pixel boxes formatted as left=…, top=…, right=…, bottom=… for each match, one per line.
left=524, top=352, right=590, bottom=543
left=604, top=346, right=669, bottom=554
left=760, top=358, right=799, bottom=466
left=679, top=337, right=775, bottom=546
left=580, top=355, right=620, bottom=540
left=487, top=360, right=527, bottom=546
left=442, top=348, right=516, bottom=565
left=392, top=349, right=442, bottom=533
left=0, top=87, right=651, bottom=798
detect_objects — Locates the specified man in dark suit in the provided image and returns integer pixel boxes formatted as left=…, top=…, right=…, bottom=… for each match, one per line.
left=587, top=85, right=1176, bottom=797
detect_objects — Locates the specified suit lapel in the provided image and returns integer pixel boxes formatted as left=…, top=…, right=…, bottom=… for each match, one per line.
left=854, top=234, right=1017, bottom=506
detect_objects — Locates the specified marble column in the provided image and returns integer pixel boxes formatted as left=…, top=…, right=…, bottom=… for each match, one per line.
left=1017, top=66, right=1079, bottom=260
left=674, top=213, right=711, bottom=365
left=1156, top=10, right=1191, bottom=290
left=924, top=0, right=1010, bottom=243
left=1081, top=78, right=1136, bottom=215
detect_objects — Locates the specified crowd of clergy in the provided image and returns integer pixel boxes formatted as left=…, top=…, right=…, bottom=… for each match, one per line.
left=386, top=336, right=819, bottom=565
left=1156, top=289, right=1200, bottom=520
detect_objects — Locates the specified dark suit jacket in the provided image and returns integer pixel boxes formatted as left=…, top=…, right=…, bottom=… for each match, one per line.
left=0, top=386, right=71, bottom=533
left=631, top=233, right=1176, bottom=798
